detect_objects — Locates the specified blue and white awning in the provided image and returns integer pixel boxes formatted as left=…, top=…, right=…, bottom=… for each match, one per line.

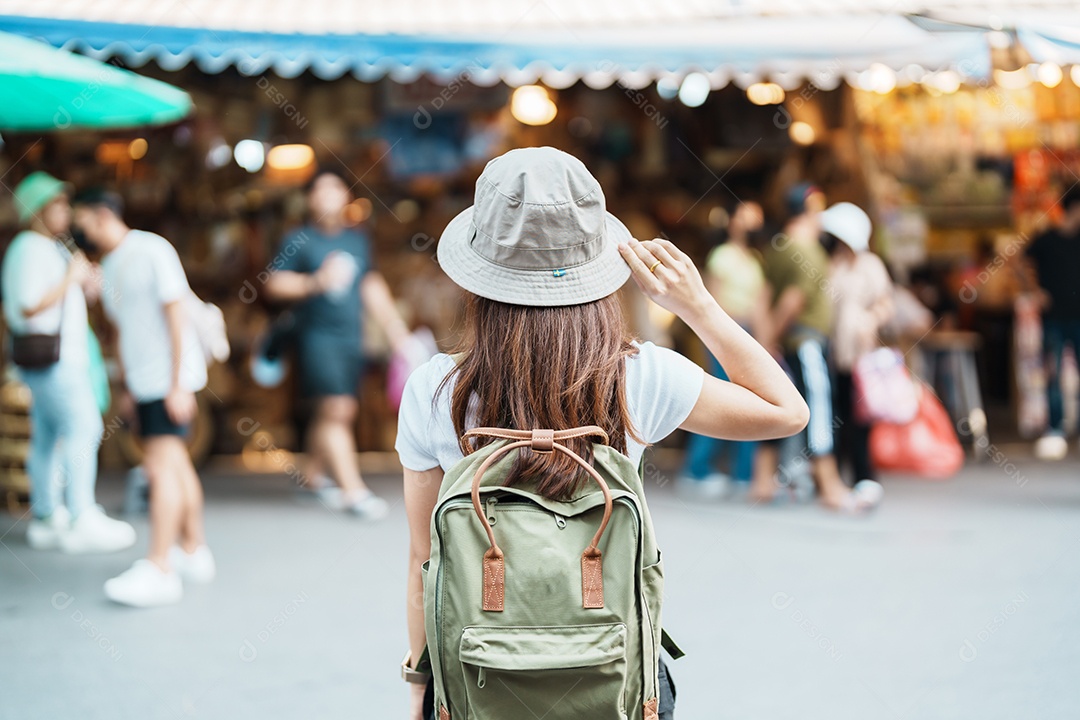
left=0, top=0, right=999, bottom=88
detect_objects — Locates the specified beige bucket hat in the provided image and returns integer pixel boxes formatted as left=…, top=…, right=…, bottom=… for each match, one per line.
left=436, top=147, right=632, bottom=306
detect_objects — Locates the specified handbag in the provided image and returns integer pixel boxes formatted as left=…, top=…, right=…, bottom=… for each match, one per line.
left=11, top=333, right=61, bottom=368
left=10, top=239, right=72, bottom=370
left=852, top=347, right=918, bottom=425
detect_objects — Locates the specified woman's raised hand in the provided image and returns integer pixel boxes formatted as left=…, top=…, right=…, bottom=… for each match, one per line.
left=618, top=237, right=716, bottom=322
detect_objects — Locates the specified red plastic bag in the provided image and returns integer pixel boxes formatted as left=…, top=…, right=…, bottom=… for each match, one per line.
left=869, top=385, right=964, bottom=479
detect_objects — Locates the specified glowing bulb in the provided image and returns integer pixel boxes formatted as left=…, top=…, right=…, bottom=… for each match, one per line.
left=678, top=73, right=711, bottom=108
left=657, top=77, right=679, bottom=100
left=1038, top=62, right=1063, bottom=88
left=206, top=140, right=232, bottom=169
left=993, top=68, right=1031, bottom=90
left=266, top=144, right=315, bottom=171
left=128, top=138, right=147, bottom=160
left=867, top=64, right=897, bottom=94
left=510, top=85, right=557, bottom=126
left=233, top=139, right=265, bottom=173
left=923, top=70, right=961, bottom=94
left=790, top=121, right=816, bottom=145
left=746, top=82, right=785, bottom=105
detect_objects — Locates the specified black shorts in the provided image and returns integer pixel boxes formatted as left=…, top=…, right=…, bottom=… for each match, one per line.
left=297, top=333, right=363, bottom=399
left=136, top=400, right=189, bottom=438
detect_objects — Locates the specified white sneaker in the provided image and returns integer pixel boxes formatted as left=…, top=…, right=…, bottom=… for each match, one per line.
left=104, top=559, right=183, bottom=608
left=676, top=473, right=730, bottom=501
left=315, top=485, right=345, bottom=509
left=26, top=506, right=71, bottom=550
left=346, top=491, right=389, bottom=520
left=58, top=506, right=136, bottom=554
left=296, top=475, right=345, bottom=509
left=169, top=545, right=216, bottom=584
left=1035, top=433, right=1068, bottom=461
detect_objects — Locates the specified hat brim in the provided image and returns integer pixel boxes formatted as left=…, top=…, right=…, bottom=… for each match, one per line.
left=436, top=206, right=633, bottom=307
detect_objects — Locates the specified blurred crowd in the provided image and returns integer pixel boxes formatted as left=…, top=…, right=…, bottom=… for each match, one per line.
left=4, top=157, right=1080, bottom=608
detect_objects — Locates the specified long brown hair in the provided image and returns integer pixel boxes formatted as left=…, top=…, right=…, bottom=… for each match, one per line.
left=439, top=292, right=642, bottom=500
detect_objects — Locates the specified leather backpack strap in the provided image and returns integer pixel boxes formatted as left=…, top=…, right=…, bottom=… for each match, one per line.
left=464, top=425, right=610, bottom=445
left=463, top=426, right=612, bottom=611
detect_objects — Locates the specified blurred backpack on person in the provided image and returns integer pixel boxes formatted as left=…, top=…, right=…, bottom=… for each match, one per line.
left=185, top=292, right=230, bottom=365
left=423, top=426, right=681, bottom=720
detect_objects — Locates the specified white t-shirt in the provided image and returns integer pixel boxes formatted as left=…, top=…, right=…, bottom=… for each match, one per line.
left=1, top=230, right=88, bottom=367
left=395, top=341, right=705, bottom=472
left=100, top=230, right=207, bottom=401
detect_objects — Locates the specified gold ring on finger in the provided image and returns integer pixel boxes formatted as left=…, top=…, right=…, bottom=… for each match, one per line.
left=648, top=260, right=662, bottom=273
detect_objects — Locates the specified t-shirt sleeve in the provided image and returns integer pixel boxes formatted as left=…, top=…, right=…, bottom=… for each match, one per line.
left=359, top=233, right=375, bottom=276
left=395, top=358, right=444, bottom=471
left=151, top=238, right=191, bottom=305
left=2, top=237, right=65, bottom=331
left=868, top=253, right=893, bottom=301
left=626, top=342, right=706, bottom=444
left=275, top=230, right=308, bottom=273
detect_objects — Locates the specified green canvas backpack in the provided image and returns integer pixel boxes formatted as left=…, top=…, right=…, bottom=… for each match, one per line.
left=422, top=425, right=681, bottom=720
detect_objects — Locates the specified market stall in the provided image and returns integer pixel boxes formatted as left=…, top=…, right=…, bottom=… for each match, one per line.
left=2, top=0, right=1077, bottom=459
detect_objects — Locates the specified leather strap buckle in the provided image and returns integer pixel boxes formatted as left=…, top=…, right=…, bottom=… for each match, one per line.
left=530, top=428, right=554, bottom=453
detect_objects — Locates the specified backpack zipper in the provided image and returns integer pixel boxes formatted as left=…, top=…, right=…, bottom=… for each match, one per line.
left=485, top=497, right=499, bottom=526
left=552, top=512, right=567, bottom=529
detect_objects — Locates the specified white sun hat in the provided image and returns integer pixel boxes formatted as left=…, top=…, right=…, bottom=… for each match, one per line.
left=436, top=146, right=633, bottom=307
left=820, top=202, right=872, bottom=252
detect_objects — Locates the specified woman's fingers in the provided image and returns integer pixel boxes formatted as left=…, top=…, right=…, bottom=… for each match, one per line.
left=652, top=237, right=692, bottom=266
left=618, top=239, right=662, bottom=293
left=639, top=239, right=682, bottom=276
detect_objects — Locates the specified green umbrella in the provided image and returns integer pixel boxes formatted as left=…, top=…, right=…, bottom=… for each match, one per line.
left=0, top=30, right=192, bottom=131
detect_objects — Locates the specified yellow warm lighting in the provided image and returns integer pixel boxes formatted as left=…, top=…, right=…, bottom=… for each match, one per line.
left=95, top=140, right=130, bottom=164
left=746, top=82, right=785, bottom=106
left=790, top=121, right=816, bottom=145
left=994, top=68, right=1032, bottom=90
left=859, top=63, right=897, bottom=94
left=511, top=85, right=557, bottom=126
left=128, top=138, right=147, bottom=160
left=343, top=198, right=373, bottom=226
left=1038, top=62, right=1063, bottom=88
left=266, top=144, right=315, bottom=171
left=923, top=70, right=961, bottom=94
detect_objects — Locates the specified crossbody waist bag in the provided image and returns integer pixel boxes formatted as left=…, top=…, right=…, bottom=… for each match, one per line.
left=11, top=239, right=72, bottom=369
left=11, top=332, right=61, bottom=368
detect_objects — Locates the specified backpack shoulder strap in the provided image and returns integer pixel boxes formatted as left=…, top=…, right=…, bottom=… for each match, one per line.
left=464, top=425, right=610, bottom=446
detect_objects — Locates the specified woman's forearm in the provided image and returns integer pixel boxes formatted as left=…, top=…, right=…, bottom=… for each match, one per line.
left=23, top=276, right=71, bottom=318
left=687, top=298, right=807, bottom=418
left=406, top=553, right=427, bottom=666
left=361, top=273, right=410, bottom=351
left=264, top=270, right=319, bottom=302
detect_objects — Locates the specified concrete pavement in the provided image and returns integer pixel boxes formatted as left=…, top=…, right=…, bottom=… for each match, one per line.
left=1, top=454, right=1079, bottom=720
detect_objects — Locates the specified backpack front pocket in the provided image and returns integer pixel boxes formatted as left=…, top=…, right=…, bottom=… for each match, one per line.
left=459, top=623, right=628, bottom=720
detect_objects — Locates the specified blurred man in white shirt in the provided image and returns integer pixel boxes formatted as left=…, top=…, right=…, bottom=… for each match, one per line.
left=74, top=189, right=214, bottom=608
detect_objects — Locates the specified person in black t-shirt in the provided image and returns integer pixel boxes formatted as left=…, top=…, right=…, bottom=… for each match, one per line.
left=1024, top=186, right=1080, bottom=459
left=265, top=168, right=414, bottom=518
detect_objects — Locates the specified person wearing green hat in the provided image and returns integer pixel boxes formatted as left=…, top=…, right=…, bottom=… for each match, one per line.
left=1, top=172, right=135, bottom=553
